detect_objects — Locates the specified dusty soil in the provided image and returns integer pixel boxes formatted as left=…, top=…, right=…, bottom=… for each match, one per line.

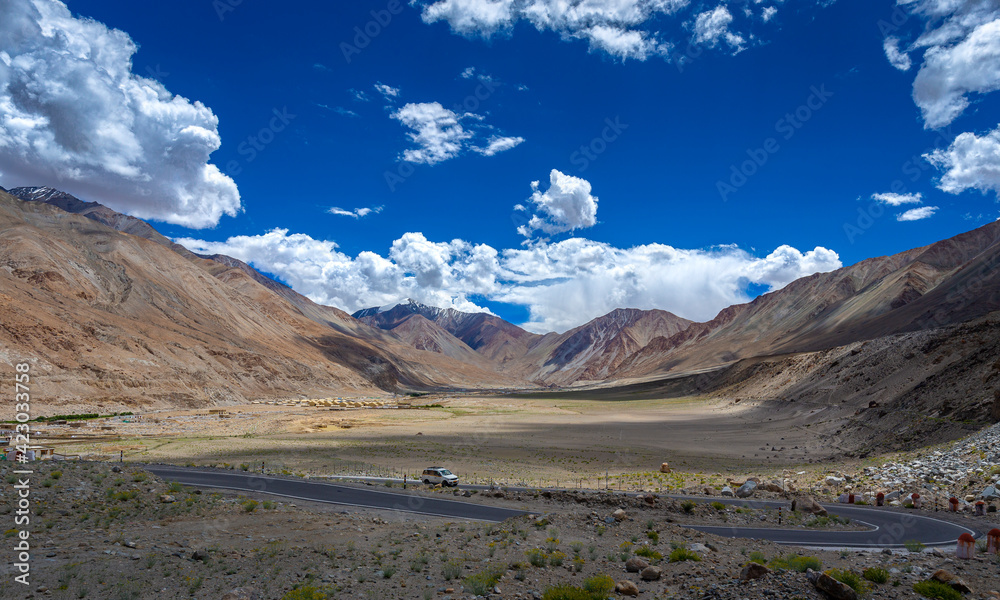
left=38, top=395, right=863, bottom=486
left=1, top=462, right=998, bottom=600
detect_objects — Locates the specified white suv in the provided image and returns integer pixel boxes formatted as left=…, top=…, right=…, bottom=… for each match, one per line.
left=421, top=467, right=459, bottom=487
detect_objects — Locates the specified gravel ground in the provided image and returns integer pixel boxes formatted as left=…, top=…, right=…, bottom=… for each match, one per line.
left=2, top=461, right=999, bottom=600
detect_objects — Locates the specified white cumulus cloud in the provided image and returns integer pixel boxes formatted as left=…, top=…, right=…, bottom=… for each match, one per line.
left=328, top=206, right=383, bottom=218
left=872, top=192, right=923, bottom=206
left=417, top=0, right=701, bottom=60
left=913, top=18, right=1000, bottom=129
left=925, top=124, right=1000, bottom=197
left=175, top=229, right=842, bottom=334
left=517, top=169, right=599, bottom=237
left=693, top=5, right=745, bottom=52
left=0, top=0, right=240, bottom=228
left=883, top=36, right=912, bottom=71
left=391, top=102, right=523, bottom=165
left=897, top=206, right=939, bottom=221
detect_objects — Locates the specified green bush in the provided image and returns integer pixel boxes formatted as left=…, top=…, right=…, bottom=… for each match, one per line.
left=748, top=551, right=767, bottom=564
left=241, top=500, right=258, bottom=513
left=913, top=580, right=962, bottom=600
left=828, top=569, right=870, bottom=595
left=710, top=501, right=726, bottom=511
left=669, top=548, right=701, bottom=562
left=549, top=551, right=567, bottom=566
left=768, top=554, right=821, bottom=573
left=583, top=575, right=615, bottom=597
left=681, top=500, right=696, bottom=514
left=904, top=540, right=926, bottom=553
left=863, top=567, right=890, bottom=584
left=646, top=530, right=659, bottom=543
left=463, top=565, right=505, bottom=596
left=442, top=560, right=462, bottom=581
left=526, top=548, right=548, bottom=567
left=542, top=585, right=592, bottom=600
left=635, top=546, right=662, bottom=561
left=280, top=586, right=330, bottom=600
left=50, top=471, right=62, bottom=480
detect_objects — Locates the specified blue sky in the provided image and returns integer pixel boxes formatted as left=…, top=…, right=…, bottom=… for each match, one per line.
left=2, top=0, right=999, bottom=332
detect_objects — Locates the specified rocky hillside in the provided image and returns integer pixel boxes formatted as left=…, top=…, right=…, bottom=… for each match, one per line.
left=616, top=220, right=1000, bottom=379
left=0, top=189, right=517, bottom=413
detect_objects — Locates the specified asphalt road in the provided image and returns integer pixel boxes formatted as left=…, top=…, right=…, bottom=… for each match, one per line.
left=147, top=466, right=979, bottom=547
left=145, top=465, right=526, bottom=522
left=674, top=496, right=979, bottom=548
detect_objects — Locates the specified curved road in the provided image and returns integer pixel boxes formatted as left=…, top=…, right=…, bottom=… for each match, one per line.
left=146, top=465, right=525, bottom=522
left=146, top=465, right=978, bottom=547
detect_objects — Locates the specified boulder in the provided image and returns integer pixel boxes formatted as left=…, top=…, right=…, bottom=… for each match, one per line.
left=825, top=476, right=845, bottom=487
left=736, top=481, right=758, bottom=498
left=885, top=491, right=901, bottom=501
left=159, top=494, right=176, bottom=504
left=660, top=462, right=671, bottom=473
left=740, top=562, right=771, bottom=581
left=796, top=495, right=828, bottom=517
left=720, top=486, right=735, bottom=497
left=809, top=571, right=858, bottom=600
left=625, top=557, right=649, bottom=573
left=761, top=482, right=784, bottom=493
left=612, top=508, right=627, bottom=521
left=931, top=570, right=973, bottom=594
left=615, top=580, right=640, bottom=597
left=640, top=566, right=661, bottom=581
left=982, top=486, right=999, bottom=500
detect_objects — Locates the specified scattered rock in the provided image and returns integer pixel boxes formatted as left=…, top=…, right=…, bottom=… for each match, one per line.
left=191, top=549, right=209, bottom=562
left=795, top=495, right=828, bottom=517
left=640, top=566, right=661, bottom=581
left=720, top=486, right=734, bottom=497
left=736, top=480, right=758, bottom=498
left=221, top=588, right=260, bottom=600
left=615, top=580, right=640, bottom=597
left=740, top=562, right=771, bottom=581
left=809, top=570, right=858, bottom=600
left=983, top=486, right=999, bottom=500
left=612, top=508, right=627, bottom=521
left=625, top=557, right=649, bottom=573
left=159, top=494, right=176, bottom=504
left=931, top=569, right=974, bottom=594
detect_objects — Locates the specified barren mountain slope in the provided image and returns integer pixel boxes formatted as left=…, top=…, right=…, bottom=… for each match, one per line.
left=355, top=299, right=543, bottom=364
left=617, top=220, right=1000, bottom=379
left=355, top=301, right=693, bottom=384
left=0, top=191, right=517, bottom=413
left=513, top=308, right=693, bottom=384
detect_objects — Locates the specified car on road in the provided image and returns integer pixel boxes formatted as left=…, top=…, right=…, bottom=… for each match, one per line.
left=421, top=467, right=459, bottom=487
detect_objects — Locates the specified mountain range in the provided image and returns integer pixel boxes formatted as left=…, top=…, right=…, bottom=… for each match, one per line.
left=1, top=185, right=998, bottom=440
